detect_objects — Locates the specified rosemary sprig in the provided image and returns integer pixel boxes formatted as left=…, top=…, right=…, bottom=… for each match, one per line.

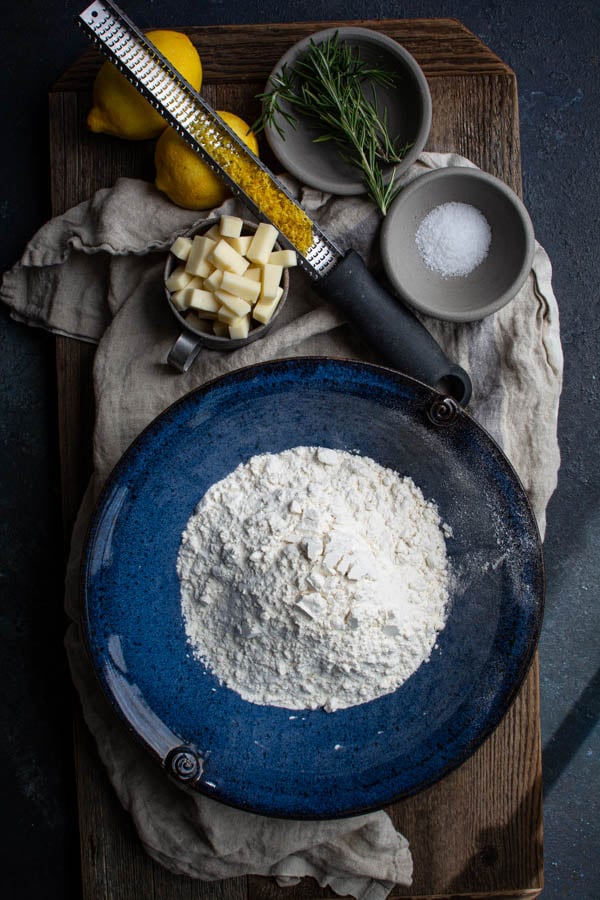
left=252, top=32, right=412, bottom=214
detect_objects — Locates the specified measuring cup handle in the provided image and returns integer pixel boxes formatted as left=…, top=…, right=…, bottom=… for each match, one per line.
left=313, top=250, right=472, bottom=405
left=167, top=330, right=203, bottom=373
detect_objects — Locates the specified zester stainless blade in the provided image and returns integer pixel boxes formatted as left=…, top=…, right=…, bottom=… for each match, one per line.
left=78, top=0, right=341, bottom=279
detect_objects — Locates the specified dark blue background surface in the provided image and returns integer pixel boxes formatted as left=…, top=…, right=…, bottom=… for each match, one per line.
left=0, top=1, right=598, bottom=897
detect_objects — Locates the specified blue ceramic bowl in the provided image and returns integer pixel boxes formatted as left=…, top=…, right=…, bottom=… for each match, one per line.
left=82, top=358, right=544, bottom=819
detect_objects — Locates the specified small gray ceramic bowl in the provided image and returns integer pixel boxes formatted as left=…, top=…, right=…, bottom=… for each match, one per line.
left=164, top=218, right=289, bottom=372
left=380, top=167, right=535, bottom=322
left=263, top=27, right=432, bottom=196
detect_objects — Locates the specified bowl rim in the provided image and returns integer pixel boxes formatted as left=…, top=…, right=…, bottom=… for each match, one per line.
left=380, top=166, right=536, bottom=322
left=263, top=25, right=432, bottom=196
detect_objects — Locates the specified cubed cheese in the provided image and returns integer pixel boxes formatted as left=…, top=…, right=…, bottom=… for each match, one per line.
left=261, top=264, right=284, bottom=301
left=170, top=216, right=289, bottom=340
left=209, top=239, right=249, bottom=275
left=226, top=234, right=253, bottom=257
left=203, top=224, right=221, bottom=240
left=247, top=223, right=278, bottom=265
left=170, top=236, right=193, bottom=261
left=203, top=268, right=223, bottom=292
left=268, top=249, right=297, bottom=268
left=185, top=288, right=220, bottom=317
left=165, top=265, right=193, bottom=292
left=253, top=286, right=283, bottom=324
left=170, top=289, right=188, bottom=311
left=185, top=235, right=217, bottom=277
left=228, top=314, right=251, bottom=340
left=219, top=215, right=244, bottom=238
left=220, top=270, right=261, bottom=304
left=217, top=304, right=244, bottom=324
left=214, top=289, right=252, bottom=318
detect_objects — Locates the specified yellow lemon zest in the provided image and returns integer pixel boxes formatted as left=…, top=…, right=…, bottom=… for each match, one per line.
left=189, top=116, right=314, bottom=254
left=155, top=111, right=259, bottom=211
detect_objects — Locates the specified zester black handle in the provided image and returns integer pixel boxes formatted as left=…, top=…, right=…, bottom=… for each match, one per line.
left=314, top=250, right=472, bottom=406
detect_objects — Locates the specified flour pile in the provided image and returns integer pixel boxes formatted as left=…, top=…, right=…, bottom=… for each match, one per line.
left=177, top=446, right=451, bottom=711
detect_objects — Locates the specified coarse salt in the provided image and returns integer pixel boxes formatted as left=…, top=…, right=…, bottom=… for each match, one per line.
left=415, top=201, right=491, bottom=277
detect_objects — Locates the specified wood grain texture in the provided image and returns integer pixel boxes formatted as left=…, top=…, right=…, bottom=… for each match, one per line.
left=52, top=18, right=511, bottom=92
left=51, top=18, right=542, bottom=900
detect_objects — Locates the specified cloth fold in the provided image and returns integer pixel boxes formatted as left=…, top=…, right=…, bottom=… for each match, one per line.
left=1, top=152, right=563, bottom=898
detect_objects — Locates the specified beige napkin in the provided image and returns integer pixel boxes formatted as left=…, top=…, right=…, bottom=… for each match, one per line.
left=1, top=152, right=563, bottom=898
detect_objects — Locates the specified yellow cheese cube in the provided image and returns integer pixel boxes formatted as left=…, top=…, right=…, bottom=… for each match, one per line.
left=226, top=234, right=253, bottom=257
left=203, top=224, right=221, bottom=240
left=217, top=304, right=244, bottom=324
left=215, top=289, right=252, bottom=318
left=219, top=215, right=244, bottom=238
left=170, top=236, right=193, bottom=261
left=261, top=264, right=284, bottom=301
left=253, top=286, right=283, bottom=324
left=220, top=270, right=261, bottom=304
left=268, top=249, right=297, bottom=268
left=247, top=223, right=279, bottom=265
left=228, top=315, right=251, bottom=340
left=186, top=288, right=220, bottom=317
left=244, top=267, right=262, bottom=282
left=165, top=265, right=193, bottom=292
left=185, top=235, right=217, bottom=278
left=209, top=239, right=250, bottom=275
left=170, top=289, right=188, bottom=311
left=203, top=268, right=224, bottom=292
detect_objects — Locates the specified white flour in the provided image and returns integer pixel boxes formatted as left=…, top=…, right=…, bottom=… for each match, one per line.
left=177, top=446, right=450, bottom=711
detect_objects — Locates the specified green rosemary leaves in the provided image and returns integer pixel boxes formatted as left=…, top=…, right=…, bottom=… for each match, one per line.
left=253, top=32, right=412, bottom=214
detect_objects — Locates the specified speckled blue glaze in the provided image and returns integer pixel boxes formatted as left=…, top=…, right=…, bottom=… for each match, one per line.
left=82, top=358, right=544, bottom=819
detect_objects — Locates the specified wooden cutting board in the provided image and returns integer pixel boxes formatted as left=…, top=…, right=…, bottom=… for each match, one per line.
left=49, top=19, right=543, bottom=900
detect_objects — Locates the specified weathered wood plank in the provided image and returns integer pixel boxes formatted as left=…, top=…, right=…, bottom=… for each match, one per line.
left=53, top=18, right=511, bottom=92
left=427, top=75, right=522, bottom=191
left=51, top=18, right=542, bottom=900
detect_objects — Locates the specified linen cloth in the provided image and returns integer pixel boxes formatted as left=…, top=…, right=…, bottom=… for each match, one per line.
left=1, top=152, right=563, bottom=898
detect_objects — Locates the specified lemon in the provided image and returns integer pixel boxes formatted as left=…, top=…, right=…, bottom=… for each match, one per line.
left=154, top=111, right=259, bottom=210
left=87, top=30, right=202, bottom=140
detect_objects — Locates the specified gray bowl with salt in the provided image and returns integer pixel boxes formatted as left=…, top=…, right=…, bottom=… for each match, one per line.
left=380, top=166, right=535, bottom=322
